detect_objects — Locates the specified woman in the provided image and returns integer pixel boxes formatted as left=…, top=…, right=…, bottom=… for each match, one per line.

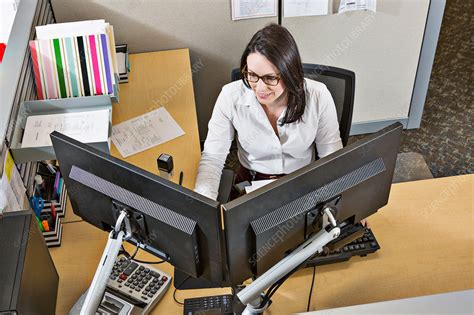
left=195, top=24, right=342, bottom=201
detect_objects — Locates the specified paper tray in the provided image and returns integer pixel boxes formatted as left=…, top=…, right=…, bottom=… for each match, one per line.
left=10, top=95, right=112, bottom=163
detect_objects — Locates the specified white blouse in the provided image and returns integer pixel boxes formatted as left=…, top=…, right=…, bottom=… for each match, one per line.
left=195, top=78, right=343, bottom=200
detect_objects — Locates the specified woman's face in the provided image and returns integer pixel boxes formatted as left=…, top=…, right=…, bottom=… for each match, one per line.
left=246, top=52, right=286, bottom=107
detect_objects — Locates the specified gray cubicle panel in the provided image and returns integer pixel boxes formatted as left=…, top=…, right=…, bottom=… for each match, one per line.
left=283, top=0, right=445, bottom=135
left=51, top=0, right=278, bottom=140
left=1, top=0, right=55, bottom=144
left=0, top=0, right=55, bottom=196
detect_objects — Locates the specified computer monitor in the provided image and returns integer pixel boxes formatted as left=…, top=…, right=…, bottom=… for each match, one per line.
left=50, top=131, right=226, bottom=286
left=222, top=122, right=402, bottom=286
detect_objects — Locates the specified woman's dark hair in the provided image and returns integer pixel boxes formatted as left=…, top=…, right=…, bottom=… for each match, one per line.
left=240, top=23, right=306, bottom=125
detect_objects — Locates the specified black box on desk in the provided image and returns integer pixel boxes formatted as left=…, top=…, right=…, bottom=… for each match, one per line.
left=0, top=210, right=59, bottom=314
left=116, top=44, right=129, bottom=83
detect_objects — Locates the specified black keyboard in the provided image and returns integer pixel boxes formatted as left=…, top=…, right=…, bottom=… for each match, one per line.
left=306, top=224, right=380, bottom=267
left=183, top=294, right=233, bottom=315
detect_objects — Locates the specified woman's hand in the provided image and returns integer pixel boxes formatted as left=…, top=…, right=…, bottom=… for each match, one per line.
left=360, top=219, right=370, bottom=228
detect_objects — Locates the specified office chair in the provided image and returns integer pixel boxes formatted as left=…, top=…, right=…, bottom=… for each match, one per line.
left=217, top=64, right=355, bottom=203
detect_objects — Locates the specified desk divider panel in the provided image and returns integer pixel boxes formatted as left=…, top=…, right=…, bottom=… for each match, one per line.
left=1, top=0, right=56, bottom=197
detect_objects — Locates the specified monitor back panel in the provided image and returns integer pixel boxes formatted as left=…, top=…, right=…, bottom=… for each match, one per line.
left=51, top=132, right=226, bottom=286
left=223, top=123, right=402, bottom=286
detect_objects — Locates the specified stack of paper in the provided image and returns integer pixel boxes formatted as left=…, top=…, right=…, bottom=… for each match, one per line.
left=29, top=20, right=119, bottom=100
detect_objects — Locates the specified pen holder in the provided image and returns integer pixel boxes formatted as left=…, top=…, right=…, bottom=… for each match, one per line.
left=35, top=164, right=68, bottom=247
left=35, top=163, right=68, bottom=218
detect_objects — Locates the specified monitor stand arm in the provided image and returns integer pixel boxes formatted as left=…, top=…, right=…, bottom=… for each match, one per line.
left=80, top=210, right=132, bottom=315
left=237, top=208, right=341, bottom=315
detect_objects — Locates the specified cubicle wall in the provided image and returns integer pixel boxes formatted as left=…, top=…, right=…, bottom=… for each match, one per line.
left=0, top=0, right=56, bottom=196
left=34, top=1, right=444, bottom=139
left=283, top=0, right=430, bottom=132
left=51, top=0, right=277, bottom=140
left=283, top=0, right=445, bottom=134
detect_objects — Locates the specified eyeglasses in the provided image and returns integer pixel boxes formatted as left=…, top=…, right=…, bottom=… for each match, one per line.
left=242, top=69, right=281, bottom=86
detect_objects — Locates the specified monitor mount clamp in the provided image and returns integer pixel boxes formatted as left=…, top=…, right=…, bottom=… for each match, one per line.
left=236, top=207, right=340, bottom=315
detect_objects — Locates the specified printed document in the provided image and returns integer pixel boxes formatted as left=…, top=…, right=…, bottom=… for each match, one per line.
left=284, top=0, right=329, bottom=18
left=21, top=109, right=110, bottom=148
left=231, top=0, right=277, bottom=20
left=112, top=107, right=185, bottom=158
left=338, top=0, right=376, bottom=14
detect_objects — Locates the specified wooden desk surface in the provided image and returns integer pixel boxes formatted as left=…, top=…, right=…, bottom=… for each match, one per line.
left=61, top=48, right=201, bottom=224
left=50, top=174, right=474, bottom=314
left=267, top=173, right=474, bottom=314
left=109, top=49, right=201, bottom=188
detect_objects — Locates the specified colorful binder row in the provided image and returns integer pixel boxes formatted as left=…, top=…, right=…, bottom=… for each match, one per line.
left=29, top=34, right=116, bottom=100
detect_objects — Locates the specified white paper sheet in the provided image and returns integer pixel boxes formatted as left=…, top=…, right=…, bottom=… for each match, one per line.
left=284, top=0, right=329, bottom=17
left=231, top=0, right=277, bottom=20
left=338, top=0, right=376, bottom=14
left=36, top=20, right=107, bottom=39
left=9, top=162, right=27, bottom=209
left=0, top=150, right=24, bottom=213
left=0, top=173, right=20, bottom=213
left=112, top=107, right=185, bottom=158
left=245, top=179, right=276, bottom=194
left=117, top=52, right=127, bottom=75
left=0, top=182, right=8, bottom=215
left=0, top=0, right=19, bottom=43
left=21, top=109, right=111, bottom=148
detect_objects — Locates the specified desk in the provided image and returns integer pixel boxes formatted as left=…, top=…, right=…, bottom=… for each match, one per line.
left=61, top=48, right=201, bottom=223
left=49, top=50, right=473, bottom=315
left=51, top=173, right=473, bottom=314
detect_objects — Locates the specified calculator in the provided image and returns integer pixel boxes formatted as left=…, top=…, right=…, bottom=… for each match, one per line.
left=105, top=256, right=172, bottom=314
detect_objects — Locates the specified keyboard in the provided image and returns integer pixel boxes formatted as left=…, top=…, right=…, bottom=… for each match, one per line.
left=306, top=224, right=380, bottom=267
left=105, top=256, right=172, bottom=314
left=183, top=294, right=233, bottom=315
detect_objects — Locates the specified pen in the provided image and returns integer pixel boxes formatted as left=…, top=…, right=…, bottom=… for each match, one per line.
left=53, top=171, right=60, bottom=199
left=50, top=203, right=57, bottom=222
left=45, top=161, right=57, bottom=174
left=179, top=171, right=184, bottom=186
left=36, top=216, right=44, bottom=232
left=42, top=219, right=50, bottom=232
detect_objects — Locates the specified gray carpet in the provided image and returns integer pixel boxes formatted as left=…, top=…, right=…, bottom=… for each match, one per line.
left=392, top=152, right=433, bottom=183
